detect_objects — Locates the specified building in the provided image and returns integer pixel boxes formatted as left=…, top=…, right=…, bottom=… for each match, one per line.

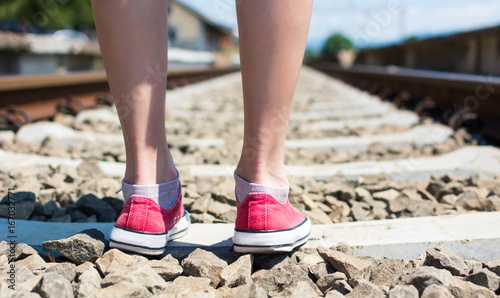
left=0, top=1, right=237, bottom=75
left=168, top=0, right=235, bottom=52
left=355, top=25, right=500, bottom=76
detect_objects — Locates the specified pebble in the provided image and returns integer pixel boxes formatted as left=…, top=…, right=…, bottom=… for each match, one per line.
left=181, top=248, right=228, bottom=287
left=317, top=247, right=372, bottom=280
left=345, top=280, right=384, bottom=298
left=149, top=254, right=183, bottom=281
left=220, top=254, right=253, bottom=288
left=44, top=262, right=76, bottom=282
left=95, top=249, right=134, bottom=275
left=42, top=229, right=107, bottom=264
left=466, top=268, right=500, bottom=292
left=34, top=272, right=73, bottom=298
left=387, top=285, right=419, bottom=298
left=424, top=246, right=469, bottom=276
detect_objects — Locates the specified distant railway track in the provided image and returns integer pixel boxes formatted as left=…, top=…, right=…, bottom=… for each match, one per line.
left=310, top=62, right=500, bottom=142
left=0, top=66, right=240, bottom=131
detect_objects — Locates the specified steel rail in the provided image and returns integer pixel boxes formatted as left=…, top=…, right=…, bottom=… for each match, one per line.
left=310, top=62, right=500, bottom=142
left=0, top=66, right=240, bottom=131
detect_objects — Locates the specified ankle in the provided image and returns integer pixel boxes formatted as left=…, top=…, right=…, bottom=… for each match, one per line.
left=124, top=151, right=177, bottom=185
left=235, top=163, right=288, bottom=187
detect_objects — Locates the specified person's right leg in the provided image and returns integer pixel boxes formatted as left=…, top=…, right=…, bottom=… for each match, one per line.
left=233, top=0, right=314, bottom=253
left=91, top=0, right=189, bottom=255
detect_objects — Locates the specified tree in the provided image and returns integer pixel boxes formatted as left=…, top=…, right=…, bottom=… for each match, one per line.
left=0, top=0, right=95, bottom=32
left=321, top=33, right=354, bottom=61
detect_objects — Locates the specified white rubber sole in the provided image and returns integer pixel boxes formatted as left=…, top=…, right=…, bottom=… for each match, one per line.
left=232, top=218, right=311, bottom=253
left=109, top=211, right=190, bottom=256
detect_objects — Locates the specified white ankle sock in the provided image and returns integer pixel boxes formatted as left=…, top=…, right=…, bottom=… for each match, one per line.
left=234, top=172, right=289, bottom=204
left=121, top=171, right=180, bottom=209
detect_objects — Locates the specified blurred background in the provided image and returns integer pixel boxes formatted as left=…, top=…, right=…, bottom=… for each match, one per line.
left=1, top=0, right=500, bottom=76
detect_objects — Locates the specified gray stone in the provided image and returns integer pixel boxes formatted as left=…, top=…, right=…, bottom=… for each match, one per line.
left=42, top=229, right=107, bottom=264
left=218, top=286, right=246, bottom=298
left=421, top=284, right=453, bottom=298
left=400, top=266, right=453, bottom=294
left=350, top=201, right=371, bottom=221
left=9, top=264, right=34, bottom=285
left=101, top=197, right=124, bottom=215
left=234, top=283, right=267, bottom=298
left=317, top=246, right=371, bottom=279
left=0, top=202, right=37, bottom=220
left=388, top=193, right=410, bottom=213
left=388, top=285, right=419, bottom=298
left=0, top=242, right=38, bottom=261
left=220, top=254, right=253, bottom=288
left=181, top=248, right=228, bottom=287
left=440, top=194, right=458, bottom=206
left=75, top=262, right=96, bottom=277
left=466, top=268, right=500, bottom=292
left=424, top=246, right=469, bottom=276
left=251, top=262, right=320, bottom=296
left=101, top=263, right=166, bottom=292
left=310, top=261, right=335, bottom=280
left=331, top=279, right=353, bottom=295
left=426, top=181, right=445, bottom=197
left=12, top=293, right=42, bottom=298
left=292, top=251, right=324, bottom=268
left=45, top=262, right=76, bottom=282
left=207, top=200, right=231, bottom=218
left=94, top=282, right=151, bottom=298
left=77, top=160, right=105, bottom=179
left=47, top=214, right=71, bottom=223
left=75, top=194, right=117, bottom=222
left=448, top=278, right=496, bottom=298
left=0, top=254, right=7, bottom=265
left=485, top=260, right=500, bottom=276
left=464, top=259, right=483, bottom=275
left=1, top=191, right=36, bottom=204
left=373, top=189, right=400, bottom=203
left=149, top=254, right=183, bottom=281
left=483, top=195, right=500, bottom=211
left=345, top=280, right=384, bottom=298
left=316, top=273, right=348, bottom=293
left=34, top=201, right=57, bottom=217
left=75, top=266, right=102, bottom=298
left=325, top=183, right=355, bottom=202
left=13, top=254, right=46, bottom=271
left=34, top=272, right=73, bottom=298
left=95, top=248, right=133, bottom=276
left=163, top=276, right=213, bottom=295
left=304, top=208, right=332, bottom=224
left=279, top=280, right=319, bottom=298
left=325, top=290, right=345, bottom=298
left=370, top=258, right=407, bottom=287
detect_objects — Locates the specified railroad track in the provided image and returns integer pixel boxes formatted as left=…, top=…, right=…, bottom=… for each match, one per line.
left=0, top=66, right=240, bottom=131
left=1, top=66, right=500, bottom=297
left=310, top=62, right=500, bottom=143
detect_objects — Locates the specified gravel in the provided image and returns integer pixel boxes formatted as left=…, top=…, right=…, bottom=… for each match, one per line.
left=2, top=241, right=500, bottom=297
left=1, top=165, right=500, bottom=225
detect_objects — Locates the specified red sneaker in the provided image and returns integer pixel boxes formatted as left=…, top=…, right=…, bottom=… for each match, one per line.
left=109, top=188, right=190, bottom=255
left=233, top=192, right=311, bottom=253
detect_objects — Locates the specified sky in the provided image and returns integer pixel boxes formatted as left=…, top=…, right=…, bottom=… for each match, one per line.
left=178, top=0, right=500, bottom=50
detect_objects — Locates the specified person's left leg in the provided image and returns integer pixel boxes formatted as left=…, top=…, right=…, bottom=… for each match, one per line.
left=232, top=0, right=314, bottom=253
left=91, top=0, right=189, bottom=256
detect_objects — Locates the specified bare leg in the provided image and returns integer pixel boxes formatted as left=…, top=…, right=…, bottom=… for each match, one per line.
left=91, top=0, right=176, bottom=185
left=235, top=0, right=314, bottom=186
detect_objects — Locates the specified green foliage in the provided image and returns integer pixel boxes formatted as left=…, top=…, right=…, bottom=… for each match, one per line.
left=404, top=35, right=419, bottom=43
left=0, top=0, right=95, bottom=30
left=303, top=49, right=320, bottom=63
left=321, top=33, right=354, bottom=61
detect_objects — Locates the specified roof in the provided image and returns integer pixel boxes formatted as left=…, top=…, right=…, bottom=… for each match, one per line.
left=170, top=0, right=233, bottom=35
